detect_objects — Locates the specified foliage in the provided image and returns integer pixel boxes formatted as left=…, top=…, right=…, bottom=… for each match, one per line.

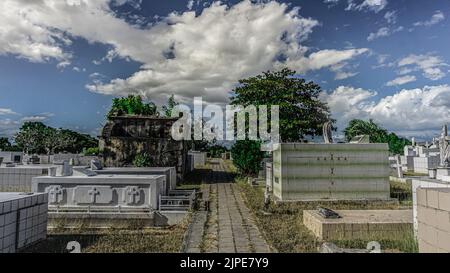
left=207, top=144, right=228, bottom=158
left=14, top=122, right=98, bottom=155
left=0, top=137, right=12, bottom=151
left=344, top=119, right=411, bottom=154
left=230, top=68, right=332, bottom=142
left=83, top=147, right=100, bottom=156
left=108, top=95, right=157, bottom=118
left=133, top=153, right=152, bottom=167
left=231, top=140, right=265, bottom=176
left=162, top=95, right=179, bottom=117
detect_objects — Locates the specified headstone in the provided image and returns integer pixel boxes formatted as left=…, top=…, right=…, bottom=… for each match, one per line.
left=396, top=155, right=403, bottom=178
left=90, top=159, right=103, bottom=170
left=439, top=124, right=450, bottom=167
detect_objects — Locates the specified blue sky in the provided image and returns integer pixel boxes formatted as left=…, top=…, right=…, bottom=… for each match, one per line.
left=0, top=0, right=449, bottom=140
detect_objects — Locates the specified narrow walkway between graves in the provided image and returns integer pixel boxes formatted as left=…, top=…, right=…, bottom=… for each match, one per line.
left=184, top=159, right=270, bottom=253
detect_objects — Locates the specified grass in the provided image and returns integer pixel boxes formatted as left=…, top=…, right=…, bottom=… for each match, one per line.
left=237, top=178, right=418, bottom=253
left=21, top=219, right=189, bottom=253
left=390, top=181, right=413, bottom=206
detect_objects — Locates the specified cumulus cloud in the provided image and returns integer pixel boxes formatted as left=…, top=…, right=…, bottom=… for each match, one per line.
left=398, top=54, right=447, bottom=80
left=0, top=0, right=369, bottom=104
left=321, top=85, right=450, bottom=137
left=0, top=108, right=18, bottom=116
left=386, top=75, right=417, bottom=86
left=367, top=26, right=403, bottom=41
left=0, top=119, right=20, bottom=137
left=346, top=0, right=388, bottom=13
left=414, top=10, right=445, bottom=27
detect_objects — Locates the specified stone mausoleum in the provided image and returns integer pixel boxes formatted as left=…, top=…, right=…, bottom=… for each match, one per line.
left=99, top=116, right=188, bottom=182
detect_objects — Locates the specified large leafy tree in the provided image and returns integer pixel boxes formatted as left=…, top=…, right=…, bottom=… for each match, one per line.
left=230, top=68, right=332, bottom=142
left=15, top=122, right=97, bottom=155
left=344, top=119, right=411, bottom=154
left=108, top=95, right=157, bottom=118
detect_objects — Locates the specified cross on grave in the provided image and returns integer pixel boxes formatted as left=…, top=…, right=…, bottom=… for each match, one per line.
left=48, top=186, right=64, bottom=204
left=126, top=187, right=141, bottom=204
left=88, top=187, right=100, bottom=203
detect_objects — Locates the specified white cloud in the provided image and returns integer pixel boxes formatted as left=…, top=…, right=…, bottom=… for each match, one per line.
left=322, top=85, right=450, bottom=137
left=367, top=26, right=403, bottom=41
left=0, top=119, right=20, bottom=137
left=398, top=54, right=447, bottom=80
left=386, top=75, right=417, bottom=86
left=0, top=0, right=369, bottom=104
left=384, top=10, right=397, bottom=24
left=414, top=10, right=445, bottom=27
left=0, top=108, right=18, bottom=116
left=346, top=0, right=388, bottom=13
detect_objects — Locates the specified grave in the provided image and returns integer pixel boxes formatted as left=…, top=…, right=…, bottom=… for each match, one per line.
left=31, top=165, right=193, bottom=227
left=303, top=209, right=413, bottom=240
left=0, top=151, right=23, bottom=164
left=93, top=166, right=177, bottom=194
left=99, top=116, right=188, bottom=182
left=188, top=151, right=206, bottom=167
left=416, top=187, right=450, bottom=253
left=0, top=192, right=48, bottom=253
left=0, top=165, right=50, bottom=192
left=271, top=143, right=391, bottom=201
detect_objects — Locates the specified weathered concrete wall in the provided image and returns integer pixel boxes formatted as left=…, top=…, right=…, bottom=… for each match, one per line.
left=99, top=116, right=188, bottom=182
left=417, top=187, right=450, bottom=253
left=273, top=143, right=390, bottom=201
left=413, top=156, right=440, bottom=174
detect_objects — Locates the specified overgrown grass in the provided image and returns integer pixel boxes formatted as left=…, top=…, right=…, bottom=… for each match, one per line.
left=390, top=181, right=413, bottom=206
left=22, top=224, right=188, bottom=253
left=237, top=179, right=417, bottom=253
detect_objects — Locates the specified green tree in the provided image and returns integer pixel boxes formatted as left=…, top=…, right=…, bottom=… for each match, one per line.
left=0, top=137, right=11, bottom=150
left=231, top=68, right=332, bottom=142
left=231, top=140, right=265, bottom=176
left=162, top=95, right=179, bottom=117
left=15, top=122, right=48, bottom=154
left=108, top=95, right=157, bottom=118
left=344, top=119, right=411, bottom=154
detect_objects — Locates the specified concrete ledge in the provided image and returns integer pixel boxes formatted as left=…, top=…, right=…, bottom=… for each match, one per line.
left=304, top=209, right=413, bottom=240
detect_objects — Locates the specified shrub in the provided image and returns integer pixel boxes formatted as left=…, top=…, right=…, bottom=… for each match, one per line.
left=133, top=153, right=152, bottom=167
left=231, top=140, right=265, bottom=176
left=83, top=147, right=99, bottom=156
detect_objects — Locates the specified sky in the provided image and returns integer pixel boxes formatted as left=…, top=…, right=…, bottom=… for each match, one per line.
left=0, top=0, right=449, bottom=141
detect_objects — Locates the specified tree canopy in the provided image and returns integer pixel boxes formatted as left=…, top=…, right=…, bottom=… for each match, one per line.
left=344, top=119, right=411, bottom=154
left=14, top=122, right=98, bottom=155
left=162, top=95, right=179, bottom=118
left=108, top=95, right=157, bottom=118
left=230, top=68, right=332, bottom=142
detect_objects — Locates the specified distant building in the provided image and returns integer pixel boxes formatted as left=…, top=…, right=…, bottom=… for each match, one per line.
left=99, top=116, right=188, bottom=182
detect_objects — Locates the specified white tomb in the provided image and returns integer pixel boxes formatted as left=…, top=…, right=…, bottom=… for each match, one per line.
left=0, top=192, right=48, bottom=253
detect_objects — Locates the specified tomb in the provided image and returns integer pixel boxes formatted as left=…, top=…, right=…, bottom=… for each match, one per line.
left=304, top=209, right=413, bottom=240
left=0, top=165, right=50, bottom=192
left=271, top=143, right=391, bottom=201
left=31, top=164, right=193, bottom=227
left=188, top=151, right=206, bottom=167
left=93, top=166, right=177, bottom=194
left=416, top=187, right=450, bottom=253
left=0, top=151, right=23, bottom=164
left=0, top=192, right=48, bottom=253
left=99, top=116, right=188, bottom=183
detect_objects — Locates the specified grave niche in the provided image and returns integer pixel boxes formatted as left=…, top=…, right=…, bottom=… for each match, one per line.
left=99, top=116, right=188, bottom=182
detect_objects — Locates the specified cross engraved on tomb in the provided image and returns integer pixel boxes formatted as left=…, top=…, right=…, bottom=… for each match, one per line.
left=124, top=186, right=141, bottom=205
left=46, top=185, right=64, bottom=204
left=73, top=186, right=114, bottom=205
left=88, top=187, right=100, bottom=203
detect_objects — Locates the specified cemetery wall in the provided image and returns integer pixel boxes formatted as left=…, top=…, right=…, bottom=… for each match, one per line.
left=417, top=187, right=450, bottom=253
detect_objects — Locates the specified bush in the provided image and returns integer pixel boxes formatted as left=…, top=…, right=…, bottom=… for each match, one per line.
left=231, top=140, right=265, bottom=176
left=133, top=153, right=152, bottom=167
left=83, top=147, right=99, bottom=156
